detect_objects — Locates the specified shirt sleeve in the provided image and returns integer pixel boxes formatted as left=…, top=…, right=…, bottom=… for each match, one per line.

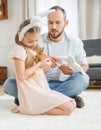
left=9, top=45, right=27, bottom=61
left=74, top=38, right=88, bottom=65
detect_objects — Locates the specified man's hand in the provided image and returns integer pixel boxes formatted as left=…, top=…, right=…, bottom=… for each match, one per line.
left=59, top=64, right=74, bottom=75
left=50, top=56, right=60, bottom=68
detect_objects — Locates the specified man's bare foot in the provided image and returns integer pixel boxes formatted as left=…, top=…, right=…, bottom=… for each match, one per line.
left=11, top=107, right=20, bottom=113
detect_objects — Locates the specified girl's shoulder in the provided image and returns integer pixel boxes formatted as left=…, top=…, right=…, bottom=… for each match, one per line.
left=10, top=45, right=27, bottom=60
left=12, top=45, right=26, bottom=52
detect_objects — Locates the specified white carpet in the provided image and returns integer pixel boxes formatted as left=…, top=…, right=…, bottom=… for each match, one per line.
left=0, top=91, right=101, bottom=130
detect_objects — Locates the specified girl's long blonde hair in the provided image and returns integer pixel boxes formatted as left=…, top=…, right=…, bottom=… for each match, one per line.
left=15, top=19, right=45, bottom=68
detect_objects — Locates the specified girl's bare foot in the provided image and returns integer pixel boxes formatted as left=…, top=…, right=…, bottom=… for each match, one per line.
left=11, top=107, right=20, bottom=113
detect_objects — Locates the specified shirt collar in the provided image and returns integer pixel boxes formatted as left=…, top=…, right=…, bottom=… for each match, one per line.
left=44, top=32, right=71, bottom=43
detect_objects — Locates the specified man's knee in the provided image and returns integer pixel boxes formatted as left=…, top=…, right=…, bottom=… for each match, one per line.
left=61, top=72, right=89, bottom=97
left=79, top=72, right=90, bottom=89
left=3, top=77, right=18, bottom=98
left=72, top=72, right=89, bottom=89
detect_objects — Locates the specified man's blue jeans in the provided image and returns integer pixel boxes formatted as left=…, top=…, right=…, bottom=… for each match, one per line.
left=3, top=72, right=89, bottom=98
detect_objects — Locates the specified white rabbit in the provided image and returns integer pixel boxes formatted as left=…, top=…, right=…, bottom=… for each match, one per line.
left=56, top=55, right=84, bottom=81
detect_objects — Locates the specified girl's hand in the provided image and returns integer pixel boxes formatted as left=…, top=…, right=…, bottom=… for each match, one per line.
left=40, top=58, right=52, bottom=72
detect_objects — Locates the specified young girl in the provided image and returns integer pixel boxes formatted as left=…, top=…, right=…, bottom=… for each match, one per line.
left=10, top=17, right=76, bottom=116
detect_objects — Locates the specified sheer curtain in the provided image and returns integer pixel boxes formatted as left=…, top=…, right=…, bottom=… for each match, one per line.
left=23, top=0, right=101, bottom=40
left=78, top=0, right=101, bottom=40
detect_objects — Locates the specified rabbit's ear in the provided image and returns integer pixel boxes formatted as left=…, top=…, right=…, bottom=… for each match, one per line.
left=40, top=47, right=44, bottom=53
left=38, top=47, right=44, bottom=55
left=67, top=56, right=74, bottom=63
left=41, top=47, right=44, bottom=52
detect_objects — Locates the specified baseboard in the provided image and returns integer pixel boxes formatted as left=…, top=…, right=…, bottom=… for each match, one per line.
left=88, top=85, right=101, bottom=89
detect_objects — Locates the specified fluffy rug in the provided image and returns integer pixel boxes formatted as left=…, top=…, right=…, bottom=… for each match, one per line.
left=0, top=91, right=101, bottom=130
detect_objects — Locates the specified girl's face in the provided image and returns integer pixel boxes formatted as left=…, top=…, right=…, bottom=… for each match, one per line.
left=22, top=32, right=40, bottom=50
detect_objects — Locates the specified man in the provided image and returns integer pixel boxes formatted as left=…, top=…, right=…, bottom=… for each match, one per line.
left=4, top=6, right=89, bottom=108
left=39, top=6, right=89, bottom=108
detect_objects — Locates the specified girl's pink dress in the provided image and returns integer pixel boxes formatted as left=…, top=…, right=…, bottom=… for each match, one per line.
left=10, top=45, right=73, bottom=115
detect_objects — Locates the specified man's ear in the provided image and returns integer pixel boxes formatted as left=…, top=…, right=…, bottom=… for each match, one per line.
left=65, top=20, right=69, bottom=27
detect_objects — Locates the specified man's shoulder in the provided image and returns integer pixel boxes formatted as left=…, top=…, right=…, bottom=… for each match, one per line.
left=67, top=34, right=83, bottom=46
left=40, top=33, right=48, bottom=40
left=39, top=33, right=48, bottom=47
left=66, top=34, right=82, bottom=42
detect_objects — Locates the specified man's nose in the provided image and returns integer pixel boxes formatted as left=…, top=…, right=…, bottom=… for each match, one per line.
left=52, top=23, right=57, bottom=28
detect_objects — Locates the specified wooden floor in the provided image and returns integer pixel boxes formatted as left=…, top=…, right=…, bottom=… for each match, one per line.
left=0, top=86, right=4, bottom=95
left=0, top=85, right=5, bottom=95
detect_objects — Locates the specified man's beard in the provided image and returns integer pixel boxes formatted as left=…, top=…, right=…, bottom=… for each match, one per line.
left=49, top=28, right=64, bottom=39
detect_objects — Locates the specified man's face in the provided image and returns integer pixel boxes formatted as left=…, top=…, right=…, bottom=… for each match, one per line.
left=48, top=9, right=68, bottom=39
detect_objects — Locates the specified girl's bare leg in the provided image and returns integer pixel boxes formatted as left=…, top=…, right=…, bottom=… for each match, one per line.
left=42, top=100, right=76, bottom=116
left=11, top=107, right=20, bottom=113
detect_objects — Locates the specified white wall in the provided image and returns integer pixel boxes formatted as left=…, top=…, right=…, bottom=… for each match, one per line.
left=0, top=0, right=24, bottom=77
